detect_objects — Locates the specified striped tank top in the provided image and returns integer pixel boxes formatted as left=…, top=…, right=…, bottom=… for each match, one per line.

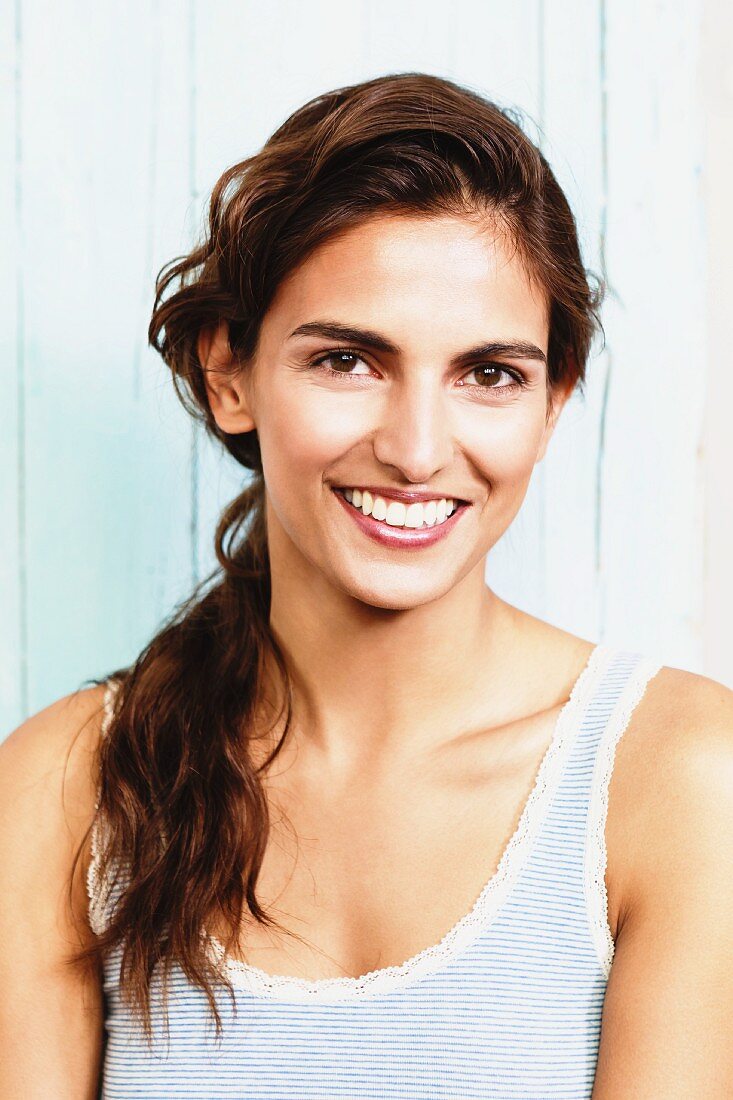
left=88, top=643, right=663, bottom=1099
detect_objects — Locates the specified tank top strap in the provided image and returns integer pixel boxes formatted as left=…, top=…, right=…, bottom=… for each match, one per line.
left=87, top=677, right=125, bottom=936
left=530, top=644, right=664, bottom=976
left=100, top=677, right=120, bottom=743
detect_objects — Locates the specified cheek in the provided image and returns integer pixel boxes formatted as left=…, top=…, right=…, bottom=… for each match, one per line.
left=459, top=406, right=547, bottom=487
left=256, top=384, right=362, bottom=492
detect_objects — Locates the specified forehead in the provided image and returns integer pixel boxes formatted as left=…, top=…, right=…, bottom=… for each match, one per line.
left=266, top=214, right=549, bottom=352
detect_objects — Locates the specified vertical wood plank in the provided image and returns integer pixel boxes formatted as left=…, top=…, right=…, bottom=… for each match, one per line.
left=601, top=0, right=706, bottom=668
left=16, top=0, right=194, bottom=716
left=700, top=0, right=733, bottom=687
left=0, top=2, right=24, bottom=729
left=536, top=0, right=606, bottom=643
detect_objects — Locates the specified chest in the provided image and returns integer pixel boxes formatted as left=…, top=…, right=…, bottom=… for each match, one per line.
left=208, top=704, right=626, bottom=982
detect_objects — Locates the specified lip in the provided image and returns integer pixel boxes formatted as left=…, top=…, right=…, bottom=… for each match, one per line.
left=331, top=485, right=471, bottom=505
left=332, top=488, right=470, bottom=549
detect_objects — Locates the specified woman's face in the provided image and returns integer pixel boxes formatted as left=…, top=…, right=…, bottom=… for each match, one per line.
left=204, top=213, right=570, bottom=611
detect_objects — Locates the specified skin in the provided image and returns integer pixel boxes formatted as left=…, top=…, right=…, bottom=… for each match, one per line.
left=199, top=212, right=578, bottom=774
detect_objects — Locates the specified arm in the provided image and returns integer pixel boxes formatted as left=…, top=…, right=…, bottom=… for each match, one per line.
left=592, top=670, right=733, bottom=1098
left=0, top=686, right=107, bottom=1099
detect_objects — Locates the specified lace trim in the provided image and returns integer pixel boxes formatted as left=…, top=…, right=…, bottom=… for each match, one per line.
left=207, top=642, right=611, bottom=1003
left=585, top=655, right=664, bottom=979
left=85, top=678, right=121, bottom=936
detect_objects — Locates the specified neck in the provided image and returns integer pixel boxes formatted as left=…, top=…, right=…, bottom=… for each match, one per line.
left=260, top=537, right=528, bottom=776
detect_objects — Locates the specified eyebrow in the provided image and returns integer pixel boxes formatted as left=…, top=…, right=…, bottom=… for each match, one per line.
left=288, top=320, right=547, bottom=367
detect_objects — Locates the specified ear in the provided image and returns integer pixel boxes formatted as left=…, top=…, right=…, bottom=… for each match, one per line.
left=535, top=377, right=575, bottom=463
left=197, top=320, right=256, bottom=434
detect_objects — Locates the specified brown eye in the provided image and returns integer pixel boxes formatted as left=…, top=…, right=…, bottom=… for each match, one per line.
left=330, top=353, right=360, bottom=372
left=466, top=365, right=523, bottom=389
left=476, top=366, right=504, bottom=386
left=310, top=350, right=372, bottom=376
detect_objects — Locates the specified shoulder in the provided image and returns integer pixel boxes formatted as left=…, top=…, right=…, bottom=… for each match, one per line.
left=0, top=685, right=109, bottom=1093
left=637, top=662, right=733, bottom=734
left=617, top=663, right=733, bottom=810
left=0, top=682, right=110, bottom=917
left=0, top=681, right=109, bottom=797
left=605, top=663, right=733, bottom=937
left=627, top=664, right=733, bottom=893
left=592, top=666, right=733, bottom=1093
left=611, top=664, right=733, bottom=898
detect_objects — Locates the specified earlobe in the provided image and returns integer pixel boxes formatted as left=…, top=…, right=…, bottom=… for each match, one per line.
left=197, top=321, right=256, bottom=434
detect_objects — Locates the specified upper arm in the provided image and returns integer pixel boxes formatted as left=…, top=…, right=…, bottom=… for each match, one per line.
left=592, top=669, right=733, bottom=1098
left=0, top=685, right=108, bottom=1100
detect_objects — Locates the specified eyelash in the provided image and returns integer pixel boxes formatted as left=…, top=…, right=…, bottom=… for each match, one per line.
left=306, top=348, right=529, bottom=398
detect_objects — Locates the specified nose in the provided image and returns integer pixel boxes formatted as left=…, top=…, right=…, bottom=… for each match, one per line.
left=371, top=374, right=455, bottom=484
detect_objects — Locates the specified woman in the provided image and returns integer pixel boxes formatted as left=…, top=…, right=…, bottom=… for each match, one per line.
left=1, top=72, right=731, bottom=1099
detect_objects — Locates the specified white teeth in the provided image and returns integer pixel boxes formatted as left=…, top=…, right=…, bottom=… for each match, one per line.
left=404, top=502, right=423, bottom=529
left=339, top=489, right=462, bottom=529
left=385, top=501, right=406, bottom=526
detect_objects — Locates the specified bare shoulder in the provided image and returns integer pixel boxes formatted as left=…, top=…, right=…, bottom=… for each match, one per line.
left=624, top=663, right=733, bottom=894
left=629, top=662, right=733, bottom=743
left=609, top=665, right=733, bottom=920
left=0, top=681, right=109, bottom=760
left=0, top=681, right=109, bottom=806
left=0, top=683, right=110, bottom=1095
left=594, top=665, right=733, bottom=1096
left=0, top=682, right=110, bottom=920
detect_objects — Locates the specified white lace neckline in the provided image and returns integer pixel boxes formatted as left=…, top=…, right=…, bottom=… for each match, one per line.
left=205, top=642, right=610, bottom=1003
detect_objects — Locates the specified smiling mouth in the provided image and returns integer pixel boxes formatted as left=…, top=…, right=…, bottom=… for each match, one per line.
left=332, top=487, right=469, bottom=531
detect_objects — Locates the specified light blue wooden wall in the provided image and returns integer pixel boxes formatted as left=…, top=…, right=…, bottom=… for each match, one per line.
left=2, top=0, right=729, bottom=735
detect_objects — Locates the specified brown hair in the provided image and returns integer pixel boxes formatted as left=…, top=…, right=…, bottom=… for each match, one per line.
left=69, top=71, right=604, bottom=1044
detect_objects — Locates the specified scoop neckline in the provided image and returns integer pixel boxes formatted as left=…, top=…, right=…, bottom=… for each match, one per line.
left=205, top=641, right=610, bottom=1003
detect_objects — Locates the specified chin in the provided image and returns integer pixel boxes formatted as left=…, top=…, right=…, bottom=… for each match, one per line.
left=339, top=571, right=457, bottom=613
